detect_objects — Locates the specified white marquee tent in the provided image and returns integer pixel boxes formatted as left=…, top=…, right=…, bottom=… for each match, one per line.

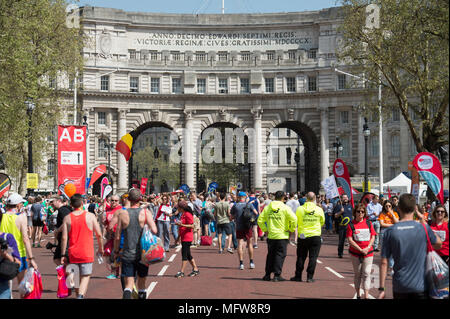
left=383, top=173, right=411, bottom=194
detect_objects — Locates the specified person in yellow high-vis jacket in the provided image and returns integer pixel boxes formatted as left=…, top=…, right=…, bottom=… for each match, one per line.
left=290, top=192, right=324, bottom=283
left=258, top=191, right=297, bottom=282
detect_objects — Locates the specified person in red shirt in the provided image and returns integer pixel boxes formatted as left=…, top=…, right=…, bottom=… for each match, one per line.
left=174, top=200, right=199, bottom=278
left=430, top=205, right=449, bottom=265
left=346, top=203, right=376, bottom=299
left=103, top=195, right=122, bottom=279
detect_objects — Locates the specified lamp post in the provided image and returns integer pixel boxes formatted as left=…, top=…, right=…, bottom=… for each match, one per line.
left=82, top=115, right=89, bottom=194
left=294, top=135, right=301, bottom=192
left=26, top=101, right=36, bottom=196
left=105, top=141, right=114, bottom=182
left=332, top=137, right=343, bottom=159
left=363, top=117, right=371, bottom=192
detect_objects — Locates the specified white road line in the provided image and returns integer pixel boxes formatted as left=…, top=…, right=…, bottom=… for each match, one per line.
left=317, top=259, right=322, bottom=264
left=157, top=265, right=169, bottom=276
left=350, top=284, right=376, bottom=299
left=146, top=281, right=158, bottom=298
left=325, top=266, right=344, bottom=278
left=168, top=254, right=177, bottom=262
left=176, top=246, right=182, bottom=252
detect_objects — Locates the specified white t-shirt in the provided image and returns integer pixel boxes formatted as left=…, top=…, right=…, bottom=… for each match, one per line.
left=286, top=199, right=300, bottom=214
left=367, top=202, right=382, bottom=221
left=157, top=204, right=172, bottom=222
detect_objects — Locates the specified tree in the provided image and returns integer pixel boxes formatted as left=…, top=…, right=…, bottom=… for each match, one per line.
left=337, top=0, right=449, bottom=157
left=0, top=0, right=84, bottom=194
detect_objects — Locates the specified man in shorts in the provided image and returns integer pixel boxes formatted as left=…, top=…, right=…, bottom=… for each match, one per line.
left=230, top=191, right=258, bottom=270
left=214, top=192, right=233, bottom=253
left=61, top=194, right=103, bottom=299
left=50, top=195, right=72, bottom=266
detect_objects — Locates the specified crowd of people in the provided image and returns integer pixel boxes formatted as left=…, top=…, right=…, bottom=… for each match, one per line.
left=0, top=188, right=448, bottom=299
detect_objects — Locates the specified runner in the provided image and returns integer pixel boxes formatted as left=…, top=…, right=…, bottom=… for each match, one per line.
left=104, top=194, right=123, bottom=279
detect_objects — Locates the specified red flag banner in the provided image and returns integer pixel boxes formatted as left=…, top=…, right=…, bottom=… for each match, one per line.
left=88, top=164, right=107, bottom=189
left=58, top=126, right=86, bottom=194
left=333, top=159, right=354, bottom=208
left=413, top=152, right=444, bottom=204
left=140, top=178, right=148, bottom=195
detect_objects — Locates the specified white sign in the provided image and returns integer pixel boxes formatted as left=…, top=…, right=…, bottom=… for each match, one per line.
left=60, top=151, right=84, bottom=165
left=321, top=175, right=340, bottom=199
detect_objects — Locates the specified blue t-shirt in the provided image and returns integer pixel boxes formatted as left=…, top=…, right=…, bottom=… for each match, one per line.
left=381, top=221, right=438, bottom=293
left=334, top=203, right=353, bottom=227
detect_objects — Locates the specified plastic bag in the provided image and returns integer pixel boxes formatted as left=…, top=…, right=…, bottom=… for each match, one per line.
left=18, top=267, right=35, bottom=296
left=140, top=225, right=165, bottom=265
left=21, top=268, right=43, bottom=299
left=423, top=224, right=449, bottom=299
left=56, top=265, right=71, bottom=299
left=103, top=238, right=114, bottom=257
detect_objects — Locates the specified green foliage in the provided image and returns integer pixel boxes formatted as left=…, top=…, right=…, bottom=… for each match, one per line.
left=0, top=0, right=84, bottom=193
left=337, top=0, right=449, bottom=154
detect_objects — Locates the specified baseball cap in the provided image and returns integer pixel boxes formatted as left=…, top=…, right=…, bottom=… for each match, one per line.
left=238, top=191, right=247, bottom=197
left=7, top=193, right=26, bottom=205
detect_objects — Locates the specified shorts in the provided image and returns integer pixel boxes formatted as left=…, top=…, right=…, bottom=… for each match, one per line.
left=217, top=223, right=232, bottom=236
left=27, top=216, right=33, bottom=227
left=121, top=259, right=149, bottom=278
left=32, top=219, right=44, bottom=227
left=71, top=263, right=93, bottom=276
left=181, top=242, right=193, bottom=261
left=19, top=257, right=28, bottom=273
left=236, top=228, right=253, bottom=241
left=193, top=216, right=201, bottom=231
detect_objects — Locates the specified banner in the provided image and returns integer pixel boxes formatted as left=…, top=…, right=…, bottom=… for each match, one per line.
left=321, top=175, right=340, bottom=199
left=208, top=182, right=218, bottom=193
left=58, top=125, right=86, bottom=194
left=26, top=173, right=39, bottom=190
left=413, top=152, right=444, bottom=204
left=88, top=164, right=107, bottom=189
left=409, top=161, right=420, bottom=204
left=179, top=184, right=190, bottom=195
left=140, top=178, right=148, bottom=195
left=100, top=177, right=111, bottom=199
left=0, top=173, right=11, bottom=198
left=333, top=159, right=354, bottom=207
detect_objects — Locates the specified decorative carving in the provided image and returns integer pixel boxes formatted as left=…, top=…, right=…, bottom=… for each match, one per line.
left=218, top=108, right=228, bottom=121
left=287, top=108, right=295, bottom=121
left=150, top=109, right=159, bottom=121
left=183, top=109, right=196, bottom=120
left=99, top=30, right=112, bottom=59
left=118, top=108, right=129, bottom=119
left=251, top=108, right=263, bottom=120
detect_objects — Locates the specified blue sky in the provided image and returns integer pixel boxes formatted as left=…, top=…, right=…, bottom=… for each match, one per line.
left=76, top=0, right=341, bottom=14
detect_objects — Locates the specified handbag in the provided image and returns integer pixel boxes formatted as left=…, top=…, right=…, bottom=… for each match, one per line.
left=0, top=234, right=20, bottom=280
left=422, top=224, right=449, bottom=299
left=23, top=269, right=43, bottom=299
left=56, top=265, right=71, bottom=299
left=42, top=222, right=49, bottom=235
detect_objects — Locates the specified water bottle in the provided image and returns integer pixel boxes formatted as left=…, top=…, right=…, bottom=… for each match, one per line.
left=97, top=252, right=103, bottom=264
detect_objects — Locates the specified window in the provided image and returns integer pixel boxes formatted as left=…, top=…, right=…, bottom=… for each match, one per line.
left=337, top=74, right=346, bottom=90
left=195, top=52, right=206, bottom=62
left=340, top=136, right=350, bottom=157
left=218, top=78, right=228, bottom=94
left=150, top=78, right=160, bottom=93
left=286, top=178, right=292, bottom=193
left=340, top=111, right=349, bottom=124
left=172, top=78, right=182, bottom=94
left=98, top=112, right=106, bottom=125
left=266, top=51, right=275, bottom=60
left=308, top=76, right=317, bottom=92
left=100, top=75, right=109, bottom=91
left=272, top=147, right=279, bottom=165
left=98, top=138, right=108, bottom=158
left=171, top=51, right=181, bottom=61
left=47, top=160, right=55, bottom=177
left=370, top=135, right=379, bottom=157
left=308, top=49, right=317, bottom=59
left=129, top=49, right=137, bottom=60
left=218, top=52, right=228, bottom=61
left=286, top=77, right=296, bottom=93
left=241, top=51, right=251, bottom=61
left=409, top=136, right=418, bottom=156
left=69, top=78, right=75, bottom=90
left=197, top=78, right=206, bottom=94
left=391, top=134, right=400, bottom=156
left=392, top=108, right=400, bottom=122
left=288, top=50, right=296, bottom=60
left=49, top=77, right=57, bottom=89
left=240, top=78, right=250, bottom=94
left=130, top=76, right=139, bottom=93
left=150, top=51, right=158, bottom=60
left=264, top=78, right=274, bottom=93
left=286, top=147, right=292, bottom=165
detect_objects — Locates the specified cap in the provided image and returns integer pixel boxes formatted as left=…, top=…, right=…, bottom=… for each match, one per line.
left=238, top=191, right=247, bottom=197
left=7, top=193, right=26, bottom=205
left=49, top=195, right=66, bottom=202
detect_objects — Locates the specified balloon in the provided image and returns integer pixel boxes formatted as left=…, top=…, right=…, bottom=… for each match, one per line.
left=64, top=183, right=77, bottom=198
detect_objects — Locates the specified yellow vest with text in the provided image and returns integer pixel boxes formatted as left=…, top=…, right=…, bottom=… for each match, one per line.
left=257, top=201, right=297, bottom=240
left=296, top=202, right=325, bottom=238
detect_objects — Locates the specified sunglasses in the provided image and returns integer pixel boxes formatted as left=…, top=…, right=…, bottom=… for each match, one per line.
left=356, top=210, right=365, bottom=214
left=385, top=205, right=392, bottom=208
left=111, top=199, right=120, bottom=202
left=436, top=210, right=446, bottom=214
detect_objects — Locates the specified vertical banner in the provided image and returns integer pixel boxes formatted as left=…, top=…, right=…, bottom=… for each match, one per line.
left=58, top=126, right=86, bottom=194
left=140, top=178, right=148, bottom=195
left=333, top=159, right=354, bottom=208
left=413, top=152, right=444, bottom=204
left=88, top=164, right=107, bottom=189
left=409, top=161, right=420, bottom=204
left=100, top=177, right=112, bottom=199
left=321, top=175, right=340, bottom=199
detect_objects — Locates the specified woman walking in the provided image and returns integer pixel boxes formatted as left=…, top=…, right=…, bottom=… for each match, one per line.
left=346, top=203, right=376, bottom=299
left=429, top=205, right=449, bottom=265
left=174, top=200, right=199, bottom=278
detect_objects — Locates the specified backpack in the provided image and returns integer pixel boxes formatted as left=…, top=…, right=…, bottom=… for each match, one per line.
left=241, top=203, right=256, bottom=229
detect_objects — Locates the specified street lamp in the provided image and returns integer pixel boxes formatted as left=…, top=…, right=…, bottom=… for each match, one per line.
left=105, top=141, right=114, bottom=182
left=333, top=137, right=343, bottom=159
left=363, top=117, right=371, bottom=192
left=26, top=101, right=36, bottom=196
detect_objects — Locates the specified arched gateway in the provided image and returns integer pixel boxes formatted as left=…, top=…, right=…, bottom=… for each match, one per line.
left=79, top=6, right=369, bottom=194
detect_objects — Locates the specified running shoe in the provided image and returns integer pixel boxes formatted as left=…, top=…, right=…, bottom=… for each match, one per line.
left=188, top=270, right=200, bottom=277
left=175, top=271, right=185, bottom=278
left=250, top=262, right=255, bottom=269
left=239, top=264, right=244, bottom=270
left=227, top=248, right=234, bottom=254
left=106, top=274, right=117, bottom=280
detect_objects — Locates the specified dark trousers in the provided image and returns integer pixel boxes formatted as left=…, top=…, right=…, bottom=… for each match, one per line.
left=393, top=291, right=428, bottom=299
left=337, top=226, right=347, bottom=256
left=295, top=236, right=322, bottom=279
left=265, top=239, right=288, bottom=277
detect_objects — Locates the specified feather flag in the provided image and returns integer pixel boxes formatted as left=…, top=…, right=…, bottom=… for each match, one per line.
left=0, top=173, right=11, bottom=198
left=413, top=152, right=444, bottom=204
left=115, top=133, right=133, bottom=161
left=333, top=159, right=354, bottom=208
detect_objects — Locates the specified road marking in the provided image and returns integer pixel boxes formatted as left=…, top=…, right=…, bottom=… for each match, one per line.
left=157, top=265, right=169, bottom=276
left=146, top=281, right=158, bottom=298
left=168, top=254, right=177, bottom=262
left=176, top=246, right=182, bottom=252
left=325, top=266, right=344, bottom=278
left=317, top=259, right=322, bottom=264
left=350, top=284, right=376, bottom=299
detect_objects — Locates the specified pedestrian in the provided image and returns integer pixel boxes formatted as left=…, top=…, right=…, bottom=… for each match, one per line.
left=0, top=215, right=21, bottom=299
left=60, top=194, right=103, bottom=299
left=0, top=193, right=37, bottom=284
left=114, top=188, right=157, bottom=299
left=321, top=197, right=334, bottom=235
left=248, top=191, right=260, bottom=249
left=230, top=191, right=257, bottom=270
left=155, top=194, right=172, bottom=252
left=258, top=191, right=297, bottom=282
left=286, top=193, right=300, bottom=245
left=378, top=199, right=399, bottom=273
left=391, top=195, right=399, bottom=214
left=290, top=192, right=324, bottom=283
left=378, top=193, right=442, bottom=299
left=334, top=194, right=353, bottom=258
left=346, top=203, right=376, bottom=299
left=429, top=205, right=449, bottom=265
left=49, top=195, right=72, bottom=266
left=30, top=196, right=46, bottom=248
left=214, top=192, right=233, bottom=254
left=170, top=198, right=182, bottom=249
left=104, top=194, right=122, bottom=279
left=174, top=200, right=200, bottom=278
left=366, top=195, right=382, bottom=251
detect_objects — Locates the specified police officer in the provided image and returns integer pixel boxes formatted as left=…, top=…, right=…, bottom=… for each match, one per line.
left=257, top=191, right=297, bottom=282
left=290, top=192, right=325, bottom=283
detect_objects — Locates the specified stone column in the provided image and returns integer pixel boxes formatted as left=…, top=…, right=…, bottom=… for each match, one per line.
left=319, top=107, right=330, bottom=182
left=184, top=110, right=196, bottom=190
left=117, top=108, right=129, bottom=193
left=251, top=107, right=264, bottom=191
